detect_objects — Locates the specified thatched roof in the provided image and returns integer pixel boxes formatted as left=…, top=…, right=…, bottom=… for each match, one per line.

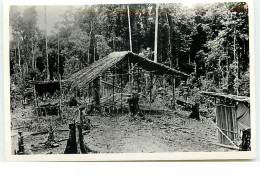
left=66, top=51, right=189, bottom=89
left=200, top=91, right=250, bottom=103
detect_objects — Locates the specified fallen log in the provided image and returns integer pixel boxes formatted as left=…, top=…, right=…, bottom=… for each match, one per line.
left=30, top=129, right=69, bottom=136
left=57, top=138, right=69, bottom=143
left=13, top=126, right=25, bottom=130
left=56, top=129, right=70, bottom=132
left=31, top=131, right=48, bottom=136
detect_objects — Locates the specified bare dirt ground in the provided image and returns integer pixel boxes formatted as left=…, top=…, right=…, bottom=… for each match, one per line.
left=10, top=106, right=233, bottom=154
left=85, top=112, right=232, bottom=153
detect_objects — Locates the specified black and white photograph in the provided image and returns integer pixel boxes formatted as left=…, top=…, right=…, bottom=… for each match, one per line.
left=4, top=0, right=255, bottom=161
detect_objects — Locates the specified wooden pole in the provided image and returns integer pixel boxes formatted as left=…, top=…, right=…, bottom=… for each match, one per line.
left=131, top=63, right=134, bottom=86
left=100, top=80, right=121, bottom=89
left=127, top=5, right=132, bottom=52
left=112, top=67, right=115, bottom=110
left=128, top=56, right=131, bottom=85
left=216, top=126, right=237, bottom=147
left=137, top=68, right=140, bottom=92
left=33, top=78, right=39, bottom=118
left=88, top=83, right=91, bottom=103
left=149, top=74, right=152, bottom=114
left=45, top=6, right=50, bottom=81
left=172, top=76, right=175, bottom=110
left=154, top=3, right=159, bottom=63
left=210, top=142, right=239, bottom=150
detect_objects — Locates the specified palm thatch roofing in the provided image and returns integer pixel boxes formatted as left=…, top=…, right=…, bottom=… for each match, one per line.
left=200, top=91, right=250, bottom=103
left=66, top=51, right=189, bottom=89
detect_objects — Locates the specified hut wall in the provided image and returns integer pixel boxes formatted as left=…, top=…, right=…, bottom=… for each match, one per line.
left=216, top=104, right=238, bottom=145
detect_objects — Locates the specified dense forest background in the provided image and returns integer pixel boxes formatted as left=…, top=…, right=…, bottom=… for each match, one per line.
left=9, top=2, right=250, bottom=103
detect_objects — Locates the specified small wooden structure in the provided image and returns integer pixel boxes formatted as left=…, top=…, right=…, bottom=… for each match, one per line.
left=201, top=91, right=250, bottom=149
left=28, top=80, right=63, bottom=118
left=66, top=51, right=189, bottom=114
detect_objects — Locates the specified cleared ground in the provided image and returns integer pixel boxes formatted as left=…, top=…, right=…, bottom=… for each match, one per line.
left=10, top=106, right=233, bottom=154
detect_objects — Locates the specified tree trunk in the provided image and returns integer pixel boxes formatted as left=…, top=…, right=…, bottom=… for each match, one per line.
left=89, top=21, right=100, bottom=107
left=154, top=3, right=159, bottom=63
left=45, top=6, right=50, bottom=81
left=64, top=123, right=77, bottom=154
left=17, top=40, right=22, bottom=82
left=234, top=28, right=239, bottom=95
left=127, top=5, right=132, bottom=52
left=166, top=13, right=172, bottom=67
left=31, top=40, right=34, bottom=70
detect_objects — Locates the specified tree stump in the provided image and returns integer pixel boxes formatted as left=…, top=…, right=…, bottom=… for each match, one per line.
left=64, top=123, right=88, bottom=154
left=188, top=103, right=200, bottom=121
left=239, top=129, right=251, bottom=151
left=18, top=131, right=24, bottom=154
left=64, top=123, right=77, bottom=154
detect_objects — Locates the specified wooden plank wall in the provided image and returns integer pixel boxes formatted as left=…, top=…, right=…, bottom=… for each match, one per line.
left=216, top=105, right=238, bottom=145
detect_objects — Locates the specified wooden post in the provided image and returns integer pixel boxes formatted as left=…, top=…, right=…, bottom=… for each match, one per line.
left=128, top=56, right=131, bottom=85
left=131, top=63, right=134, bottom=86
left=172, top=75, right=175, bottom=110
left=33, top=79, right=39, bottom=118
left=88, top=83, right=91, bottom=103
left=149, top=74, right=152, bottom=114
left=137, top=68, right=140, bottom=92
left=127, top=5, right=132, bottom=52
left=112, top=67, right=115, bottom=111
left=154, top=3, right=159, bottom=63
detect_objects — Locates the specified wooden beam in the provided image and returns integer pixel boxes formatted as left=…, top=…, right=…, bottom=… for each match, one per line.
left=101, top=80, right=121, bottom=89
left=172, top=76, right=175, bottom=109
